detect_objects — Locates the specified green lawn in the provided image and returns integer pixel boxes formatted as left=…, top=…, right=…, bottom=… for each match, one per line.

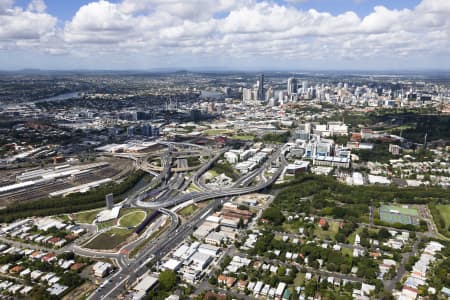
left=119, top=211, right=146, bottom=228
left=207, top=170, right=219, bottom=177
left=274, top=235, right=283, bottom=241
left=347, top=227, right=378, bottom=244
left=341, top=247, right=353, bottom=257
left=119, top=208, right=147, bottom=218
left=84, top=228, right=134, bottom=250
left=56, top=214, right=71, bottom=222
left=96, top=220, right=116, bottom=230
left=347, top=227, right=364, bottom=245
left=313, top=221, right=339, bottom=241
left=71, top=209, right=102, bottom=224
left=386, top=124, right=415, bottom=133
left=294, top=272, right=305, bottom=286
left=187, top=184, right=201, bottom=193
left=178, top=204, right=198, bottom=217
left=204, top=129, right=234, bottom=136
left=232, top=135, right=255, bottom=141
left=281, top=220, right=302, bottom=234
left=72, top=208, right=144, bottom=225
left=436, top=205, right=450, bottom=228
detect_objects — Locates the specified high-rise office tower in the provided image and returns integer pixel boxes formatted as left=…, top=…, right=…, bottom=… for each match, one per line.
left=127, top=126, right=134, bottom=137
left=287, top=77, right=298, bottom=96
left=242, top=88, right=253, bottom=103
left=142, top=123, right=152, bottom=136
left=302, top=80, right=309, bottom=93
left=266, top=86, right=274, bottom=100
left=152, top=126, right=160, bottom=137
left=105, top=193, right=113, bottom=209
left=257, top=74, right=265, bottom=101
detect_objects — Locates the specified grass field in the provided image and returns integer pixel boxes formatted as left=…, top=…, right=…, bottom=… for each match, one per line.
left=231, top=135, right=255, bottom=141
left=430, top=204, right=450, bottom=239
left=85, top=228, right=134, bottom=250
left=72, top=208, right=145, bottom=225
left=341, top=247, right=353, bottom=257
left=178, top=204, right=198, bottom=217
left=281, top=220, right=302, bottom=234
left=314, top=221, right=339, bottom=241
left=294, top=273, right=305, bottom=286
left=436, top=205, right=450, bottom=228
left=96, top=220, right=115, bottom=230
left=119, top=211, right=146, bottom=228
left=204, top=129, right=234, bottom=136
left=71, top=209, right=102, bottom=224
left=119, top=208, right=147, bottom=218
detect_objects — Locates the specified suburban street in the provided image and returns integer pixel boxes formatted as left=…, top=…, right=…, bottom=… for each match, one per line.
left=85, top=142, right=287, bottom=299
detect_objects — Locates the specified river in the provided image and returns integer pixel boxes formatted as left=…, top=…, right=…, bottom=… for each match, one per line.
left=2, top=91, right=82, bottom=109
left=33, top=91, right=81, bottom=104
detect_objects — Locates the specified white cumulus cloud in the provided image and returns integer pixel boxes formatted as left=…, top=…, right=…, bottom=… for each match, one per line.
left=1, top=0, right=450, bottom=69
left=27, top=0, right=46, bottom=13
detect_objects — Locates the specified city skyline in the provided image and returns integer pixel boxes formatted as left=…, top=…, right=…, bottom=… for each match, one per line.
left=1, top=0, right=450, bottom=70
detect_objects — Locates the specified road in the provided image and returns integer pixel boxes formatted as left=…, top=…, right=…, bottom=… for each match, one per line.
left=136, top=146, right=286, bottom=209
left=87, top=142, right=287, bottom=299
left=384, top=238, right=421, bottom=291
left=271, top=231, right=367, bottom=252
left=89, top=200, right=221, bottom=300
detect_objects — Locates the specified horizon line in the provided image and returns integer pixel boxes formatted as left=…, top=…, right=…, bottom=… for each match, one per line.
left=2, top=68, right=450, bottom=74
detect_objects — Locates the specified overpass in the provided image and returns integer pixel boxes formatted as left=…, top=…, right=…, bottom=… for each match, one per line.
left=136, top=148, right=286, bottom=209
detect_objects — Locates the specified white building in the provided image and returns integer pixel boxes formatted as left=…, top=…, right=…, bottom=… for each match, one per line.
left=93, top=262, right=112, bottom=278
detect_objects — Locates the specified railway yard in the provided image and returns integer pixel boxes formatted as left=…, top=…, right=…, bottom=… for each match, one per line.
left=0, top=158, right=132, bottom=206
left=0, top=138, right=287, bottom=299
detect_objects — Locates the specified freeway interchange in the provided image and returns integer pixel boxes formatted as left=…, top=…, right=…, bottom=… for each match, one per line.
left=84, top=142, right=287, bottom=300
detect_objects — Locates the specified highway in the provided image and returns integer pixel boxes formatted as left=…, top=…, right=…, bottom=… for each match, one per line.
left=88, top=200, right=220, bottom=300
left=87, top=142, right=287, bottom=299
left=136, top=146, right=286, bottom=209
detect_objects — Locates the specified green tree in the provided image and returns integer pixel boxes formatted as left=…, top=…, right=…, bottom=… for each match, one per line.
left=159, top=270, right=177, bottom=291
left=208, top=277, right=218, bottom=285
left=378, top=228, right=391, bottom=240
left=261, top=207, right=285, bottom=226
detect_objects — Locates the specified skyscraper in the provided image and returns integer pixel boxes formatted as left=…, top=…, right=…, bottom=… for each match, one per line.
left=257, top=74, right=265, bottom=101
left=142, top=123, right=152, bottom=136
left=266, top=86, right=274, bottom=100
left=302, top=80, right=309, bottom=93
left=287, top=77, right=298, bottom=96
left=242, top=88, right=252, bottom=103
left=105, top=193, right=113, bottom=209
left=127, top=126, right=134, bottom=137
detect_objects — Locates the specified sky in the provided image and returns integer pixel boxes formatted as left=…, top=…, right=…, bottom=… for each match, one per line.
left=0, top=0, right=449, bottom=71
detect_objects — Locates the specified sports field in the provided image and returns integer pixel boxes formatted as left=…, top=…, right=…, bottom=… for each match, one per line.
left=379, top=205, right=419, bottom=225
